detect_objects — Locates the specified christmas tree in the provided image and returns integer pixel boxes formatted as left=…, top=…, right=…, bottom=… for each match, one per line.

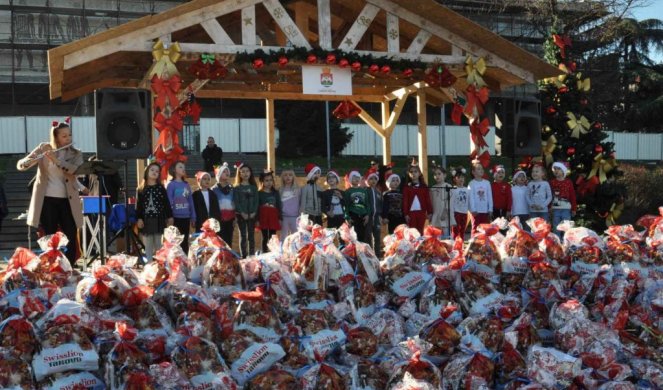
left=539, top=32, right=626, bottom=229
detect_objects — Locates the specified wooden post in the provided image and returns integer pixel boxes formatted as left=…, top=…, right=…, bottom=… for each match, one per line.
left=381, top=101, right=391, bottom=165
left=416, top=90, right=428, bottom=180
left=266, top=99, right=276, bottom=172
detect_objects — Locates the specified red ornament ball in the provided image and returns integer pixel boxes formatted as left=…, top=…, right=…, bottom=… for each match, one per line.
left=306, top=54, right=318, bottom=64
left=338, top=58, right=349, bottom=68
left=380, top=65, right=391, bottom=74
left=593, top=122, right=603, bottom=129
left=402, top=68, right=413, bottom=77
left=567, top=147, right=576, bottom=156
left=546, top=106, right=557, bottom=115
left=595, top=144, right=603, bottom=154
left=369, top=64, right=380, bottom=73
left=277, top=56, right=288, bottom=67
left=252, top=58, right=264, bottom=69
left=351, top=61, right=362, bottom=72
left=558, top=86, right=569, bottom=94
left=326, top=54, right=337, bottom=65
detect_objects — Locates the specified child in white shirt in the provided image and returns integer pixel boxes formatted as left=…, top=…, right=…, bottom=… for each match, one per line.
left=467, top=160, right=493, bottom=236
left=449, top=166, right=469, bottom=240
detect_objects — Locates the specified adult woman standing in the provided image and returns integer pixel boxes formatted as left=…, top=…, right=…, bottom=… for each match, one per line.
left=17, top=118, right=83, bottom=263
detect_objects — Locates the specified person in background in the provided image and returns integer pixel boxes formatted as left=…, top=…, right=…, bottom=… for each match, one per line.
left=365, top=167, right=383, bottom=257
left=234, top=162, right=258, bottom=258
left=449, top=166, right=469, bottom=240
left=468, top=160, right=493, bottom=236
left=136, top=162, right=173, bottom=261
left=528, top=163, right=552, bottom=223
left=344, top=170, right=370, bottom=240
left=511, top=169, right=530, bottom=230
left=402, top=160, right=432, bottom=235
left=166, top=161, right=195, bottom=255
left=491, top=164, right=512, bottom=220
left=550, top=161, right=576, bottom=237
left=211, top=162, right=235, bottom=246
left=382, top=173, right=404, bottom=234
left=279, top=167, right=300, bottom=238
left=429, top=163, right=452, bottom=235
left=257, top=170, right=281, bottom=252
left=202, top=136, right=223, bottom=173
left=192, top=171, right=221, bottom=232
left=300, top=163, right=323, bottom=225
left=322, top=170, right=345, bottom=229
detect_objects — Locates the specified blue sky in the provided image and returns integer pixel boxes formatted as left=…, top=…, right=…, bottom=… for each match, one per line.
left=631, top=1, right=663, bottom=62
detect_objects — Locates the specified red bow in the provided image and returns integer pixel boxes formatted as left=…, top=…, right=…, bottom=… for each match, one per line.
left=451, top=102, right=463, bottom=125
left=470, top=118, right=490, bottom=150
left=423, top=225, right=443, bottom=238
left=464, top=85, right=489, bottom=117
left=154, top=145, right=187, bottom=181
left=151, top=74, right=182, bottom=111
left=154, top=112, right=183, bottom=134
left=470, top=149, right=491, bottom=168
left=8, top=247, right=38, bottom=271
left=231, top=286, right=266, bottom=301
left=179, top=100, right=202, bottom=125
left=576, top=175, right=599, bottom=198
left=116, top=321, right=138, bottom=341
left=121, top=286, right=154, bottom=306
left=332, top=100, right=361, bottom=119
left=553, top=34, right=572, bottom=59
left=199, top=223, right=225, bottom=248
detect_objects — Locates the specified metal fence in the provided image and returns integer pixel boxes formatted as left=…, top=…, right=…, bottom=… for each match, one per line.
left=0, top=116, right=660, bottom=160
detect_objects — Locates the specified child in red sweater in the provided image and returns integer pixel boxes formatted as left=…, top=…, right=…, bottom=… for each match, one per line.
left=402, top=160, right=432, bottom=234
left=491, top=164, right=512, bottom=220
left=550, top=161, right=576, bottom=237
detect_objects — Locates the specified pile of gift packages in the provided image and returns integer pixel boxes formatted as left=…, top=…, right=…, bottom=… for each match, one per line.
left=3, top=210, right=663, bottom=389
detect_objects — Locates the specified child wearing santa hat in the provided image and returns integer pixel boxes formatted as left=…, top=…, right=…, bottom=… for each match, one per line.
left=322, top=170, right=345, bottom=229
left=344, top=169, right=370, bottom=240
left=211, top=162, right=235, bottom=247
left=300, top=163, right=323, bottom=225
left=511, top=169, right=529, bottom=230
left=382, top=173, right=405, bottom=234
left=402, top=159, right=432, bottom=234
left=365, top=167, right=384, bottom=257
left=192, top=171, right=221, bottom=232
left=550, top=161, right=576, bottom=237
left=491, top=164, right=512, bottom=220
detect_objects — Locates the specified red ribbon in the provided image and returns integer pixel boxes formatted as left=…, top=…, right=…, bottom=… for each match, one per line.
left=121, top=286, right=154, bottom=307
left=553, top=34, right=572, bottom=59
left=332, top=101, right=361, bottom=119
left=576, top=175, right=599, bottom=198
left=464, top=85, right=489, bottom=117
left=451, top=102, right=463, bottom=125
left=116, top=321, right=138, bottom=341
left=470, top=117, right=490, bottom=150
left=470, top=149, right=491, bottom=168
left=423, top=225, right=442, bottom=238
left=151, top=74, right=181, bottom=111
left=8, top=247, right=37, bottom=271
left=231, top=286, right=266, bottom=301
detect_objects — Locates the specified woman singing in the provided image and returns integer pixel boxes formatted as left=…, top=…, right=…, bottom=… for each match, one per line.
left=17, top=118, right=83, bottom=263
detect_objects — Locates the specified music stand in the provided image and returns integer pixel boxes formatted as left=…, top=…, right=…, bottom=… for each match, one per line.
left=75, top=160, right=122, bottom=266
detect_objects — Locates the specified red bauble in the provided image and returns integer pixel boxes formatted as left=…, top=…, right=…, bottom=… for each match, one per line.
left=402, top=68, right=413, bottom=77
left=567, top=147, right=576, bottom=156
left=595, top=144, right=603, bottom=154
left=580, top=98, right=588, bottom=106
left=306, top=54, right=318, bottom=64
left=277, top=56, right=288, bottom=67
left=252, top=58, right=264, bottom=69
left=369, top=64, right=380, bottom=73
left=338, top=58, right=349, bottom=68
left=593, top=122, right=602, bottom=129
left=558, top=86, right=569, bottom=94
left=380, top=65, right=391, bottom=74
left=546, top=106, right=557, bottom=115
left=326, top=54, right=337, bottom=65
left=351, top=61, right=362, bottom=72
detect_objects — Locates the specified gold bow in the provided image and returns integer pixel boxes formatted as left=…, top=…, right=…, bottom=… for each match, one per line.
left=558, top=63, right=570, bottom=83
left=542, top=135, right=557, bottom=165
left=577, top=76, right=591, bottom=92
left=588, top=153, right=616, bottom=183
left=566, top=112, right=591, bottom=138
left=149, top=39, right=181, bottom=78
left=465, top=56, right=486, bottom=87
left=606, top=202, right=624, bottom=226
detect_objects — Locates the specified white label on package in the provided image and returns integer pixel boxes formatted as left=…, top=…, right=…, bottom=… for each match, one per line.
left=303, top=329, right=347, bottom=357
left=45, top=372, right=105, bottom=390
left=571, top=261, right=599, bottom=276
left=390, top=271, right=432, bottom=298
left=32, top=343, right=99, bottom=381
left=231, top=342, right=285, bottom=385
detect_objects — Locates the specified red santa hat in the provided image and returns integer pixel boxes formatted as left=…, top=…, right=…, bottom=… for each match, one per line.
left=492, top=164, right=506, bottom=177
left=326, top=169, right=341, bottom=184
left=195, top=171, right=211, bottom=182
left=305, top=163, right=321, bottom=181
left=512, top=169, right=527, bottom=181
left=214, top=162, right=230, bottom=181
left=365, top=167, right=379, bottom=182
left=552, top=161, right=569, bottom=177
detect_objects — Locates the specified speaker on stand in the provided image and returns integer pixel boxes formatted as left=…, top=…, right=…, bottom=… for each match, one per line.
left=494, top=97, right=542, bottom=158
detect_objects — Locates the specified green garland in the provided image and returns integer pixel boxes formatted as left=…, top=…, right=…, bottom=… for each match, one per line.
left=233, top=46, right=427, bottom=71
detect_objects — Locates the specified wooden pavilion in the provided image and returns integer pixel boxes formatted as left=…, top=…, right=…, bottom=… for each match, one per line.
left=47, top=0, right=559, bottom=178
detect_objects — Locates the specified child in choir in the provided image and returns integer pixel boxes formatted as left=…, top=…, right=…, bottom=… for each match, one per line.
left=364, top=167, right=383, bottom=257
left=258, top=170, right=281, bottom=253
left=429, top=163, right=452, bottom=234
left=234, top=162, right=258, bottom=258
left=468, top=160, right=493, bottom=236
left=300, top=163, right=323, bottom=225
left=491, top=164, right=512, bottom=220
left=344, top=170, right=370, bottom=240
left=279, top=167, right=300, bottom=238
left=511, top=169, right=530, bottom=229
left=382, top=173, right=404, bottom=234
left=322, top=170, right=345, bottom=229
left=449, top=166, right=469, bottom=240
left=402, top=160, right=432, bottom=235
left=527, top=163, right=552, bottom=222
left=211, top=162, right=235, bottom=247
left=136, top=162, right=173, bottom=261
left=550, top=161, right=576, bottom=237
left=192, top=171, right=221, bottom=232
left=166, top=161, right=195, bottom=255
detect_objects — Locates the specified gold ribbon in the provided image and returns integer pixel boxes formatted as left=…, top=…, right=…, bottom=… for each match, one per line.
left=566, top=112, right=591, bottom=138
left=606, top=202, right=624, bottom=226
left=588, top=153, right=616, bottom=183
left=577, top=75, right=591, bottom=92
left=465, top=56, right=486, bottom=87
left=149, top=39, right=181, bottom=78
left=542, top=135, right=557, bottom=165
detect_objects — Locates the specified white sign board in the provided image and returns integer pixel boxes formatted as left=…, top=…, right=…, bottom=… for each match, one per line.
left=302, top=65, right=352, bottom=95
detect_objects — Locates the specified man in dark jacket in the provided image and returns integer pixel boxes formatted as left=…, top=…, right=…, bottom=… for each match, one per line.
left=202, top=137, right=223, bottom=173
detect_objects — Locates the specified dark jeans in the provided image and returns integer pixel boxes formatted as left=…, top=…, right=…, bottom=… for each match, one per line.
left=237, top=215, right=255, bottom=258
left=261, top=229, right=277, bottom=253
left=173, top=217, right=191, bottom=255
left=219, top=219, right=234, bottom=247
left=326, top=215, right=345, bottom=229
left=348, top=212, right=367, bottom=243
left=365, top=217, right=382, bottom=257
left=40, top=196, right=78, bottom=263
left=387, top=215, right=405, bottom=234
left=309, top=214, right=323, bottom=226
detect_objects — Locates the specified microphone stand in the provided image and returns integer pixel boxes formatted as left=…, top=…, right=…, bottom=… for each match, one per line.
left=443, top=184, right=456, bottom=239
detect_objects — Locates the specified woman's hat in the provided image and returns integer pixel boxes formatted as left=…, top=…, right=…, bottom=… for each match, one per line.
left=305, top=163, right=321, bottom=181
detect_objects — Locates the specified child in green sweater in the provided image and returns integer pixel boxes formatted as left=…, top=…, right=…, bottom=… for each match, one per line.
left=344, top=169, right=371, bottom=240
left=234, top=163, right=258, bottom=258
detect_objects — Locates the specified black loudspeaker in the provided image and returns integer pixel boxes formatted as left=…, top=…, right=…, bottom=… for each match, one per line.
left=494, top=97, right=542, bottom=157
left=95, top=88, right=152, bottom=160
